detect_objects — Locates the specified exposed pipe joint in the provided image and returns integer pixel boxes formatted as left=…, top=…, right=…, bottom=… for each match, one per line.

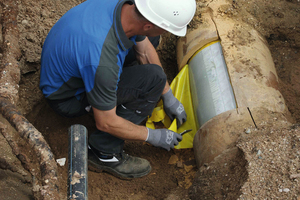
left=176, top=2, right=291, bottom=167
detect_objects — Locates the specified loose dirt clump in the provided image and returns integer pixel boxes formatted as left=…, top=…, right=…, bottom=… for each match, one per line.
left=1, top=0, right=300, bottom=199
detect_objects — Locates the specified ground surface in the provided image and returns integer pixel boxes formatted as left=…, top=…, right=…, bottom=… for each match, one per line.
left=0, top=0, right=300, bottom=199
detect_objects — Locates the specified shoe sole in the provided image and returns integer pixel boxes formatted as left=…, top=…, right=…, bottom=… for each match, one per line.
left=88, top=159, right=152, bottom=179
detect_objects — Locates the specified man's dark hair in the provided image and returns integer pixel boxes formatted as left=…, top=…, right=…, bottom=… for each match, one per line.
left=134, top=5, right=148, bottom=22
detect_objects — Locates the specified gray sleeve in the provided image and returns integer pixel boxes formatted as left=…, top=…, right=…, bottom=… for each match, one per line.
left=87, top=63, right=119, bottom=111
left=136, top=35, right=146, bottom=42
left=87, top=28, right=120, bottom=111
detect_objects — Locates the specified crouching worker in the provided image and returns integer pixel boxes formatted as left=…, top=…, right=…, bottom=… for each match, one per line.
left=40, top=0, right=196, bottom=179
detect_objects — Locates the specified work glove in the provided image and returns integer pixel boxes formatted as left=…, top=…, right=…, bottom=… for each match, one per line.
left=161, top=89, right=187, bottom=128
left=146, top=128, right=182, bottom=151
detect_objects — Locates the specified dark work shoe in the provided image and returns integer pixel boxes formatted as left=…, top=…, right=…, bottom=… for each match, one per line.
left=88, top=145, right=151, bottom=179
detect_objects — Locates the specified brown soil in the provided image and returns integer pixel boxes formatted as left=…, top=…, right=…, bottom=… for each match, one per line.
left=0, top=0, right=300, bottom=199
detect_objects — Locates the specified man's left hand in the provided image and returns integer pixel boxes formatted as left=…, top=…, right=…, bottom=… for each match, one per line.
left=162, top=89, right=187, bottom=128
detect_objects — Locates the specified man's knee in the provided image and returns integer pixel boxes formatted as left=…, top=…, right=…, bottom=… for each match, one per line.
left=147, top=64, right=167, bottom=89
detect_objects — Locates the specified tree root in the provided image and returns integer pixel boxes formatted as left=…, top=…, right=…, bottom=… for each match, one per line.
left=0, top=1, right=60, bottom=199
left=0, top=97, right=60, bottom=199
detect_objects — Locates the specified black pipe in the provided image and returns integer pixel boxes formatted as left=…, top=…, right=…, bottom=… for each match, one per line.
left=68, top=124, right=88, bottom=200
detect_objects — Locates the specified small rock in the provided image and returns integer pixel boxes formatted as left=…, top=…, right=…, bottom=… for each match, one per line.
left=283, top=188, right=290, bottom=193
left=257, top=150, right=262, bottom=155
left=245, top=128, right=251, bottom=134
left=32, top=184, right=40, bottom=192
left=56, top=158, right=66, bottom=166
left=184, top=164, right=194, bottom=173
left=168, top=155, right=178, bottom=165
left=22, top=19, right=29, bottom=26
left=176, top=161, right=183, bottom=168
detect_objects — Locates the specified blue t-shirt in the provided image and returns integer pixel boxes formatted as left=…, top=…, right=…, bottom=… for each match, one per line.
left=40, top=0, right=145, bottom=111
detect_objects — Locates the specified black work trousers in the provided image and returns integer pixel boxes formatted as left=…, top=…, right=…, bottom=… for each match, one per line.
left=47, top=36, right=166, bottom=154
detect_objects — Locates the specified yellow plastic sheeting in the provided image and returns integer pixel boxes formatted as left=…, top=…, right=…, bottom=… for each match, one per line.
left=146, top=65, right=197, bottom=149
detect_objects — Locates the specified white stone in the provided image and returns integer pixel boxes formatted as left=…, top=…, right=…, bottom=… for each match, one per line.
left=283, top=188, right=290, bottom=193
left=56, top=158, right=66, bottom=166
left=22, top=20, right=29, bottom=25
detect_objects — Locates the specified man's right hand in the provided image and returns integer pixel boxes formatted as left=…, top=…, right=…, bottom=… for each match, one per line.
left=146, top=128, right=182, bottom=151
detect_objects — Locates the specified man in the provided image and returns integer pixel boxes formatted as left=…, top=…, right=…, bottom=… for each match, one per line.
left=40, top=0, right=196, bottom=179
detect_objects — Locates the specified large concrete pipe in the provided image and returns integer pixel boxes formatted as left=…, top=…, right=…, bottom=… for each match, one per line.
left=177, top=2, right=291, bottom=168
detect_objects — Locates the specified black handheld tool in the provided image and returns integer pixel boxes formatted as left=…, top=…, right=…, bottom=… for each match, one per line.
left=179, top=129, right=192, bottom=136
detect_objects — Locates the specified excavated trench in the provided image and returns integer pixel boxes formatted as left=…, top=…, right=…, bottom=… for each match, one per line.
left=1, top=0, right=300, bottom=199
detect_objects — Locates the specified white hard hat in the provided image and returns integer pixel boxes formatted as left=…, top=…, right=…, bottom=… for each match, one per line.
left=135, top=0, right=196, bottom=37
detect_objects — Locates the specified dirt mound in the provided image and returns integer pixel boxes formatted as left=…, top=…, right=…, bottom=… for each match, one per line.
left=190, top=114, right=300, bottom=199
left=238, top=123, right=300, bottom=199
left=189, top=147, right=248, bottom=199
